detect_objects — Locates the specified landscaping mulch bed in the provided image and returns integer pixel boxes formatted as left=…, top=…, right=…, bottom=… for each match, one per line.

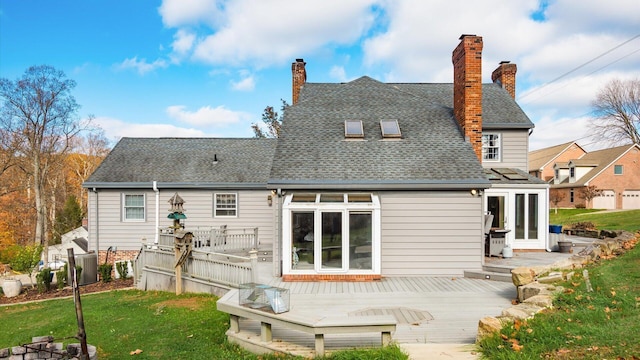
left=1, top=278, right=134, bottom=305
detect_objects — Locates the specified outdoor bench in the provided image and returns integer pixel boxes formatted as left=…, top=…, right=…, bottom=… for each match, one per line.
left=217, top=290, right=397, bottom=357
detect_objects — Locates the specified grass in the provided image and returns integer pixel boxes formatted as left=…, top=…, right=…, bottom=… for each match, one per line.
left=478, top=239, right=640, bottom=359
left=549, top=209, right=640, bottom=233
left=0, top=290, right=408, bottom=359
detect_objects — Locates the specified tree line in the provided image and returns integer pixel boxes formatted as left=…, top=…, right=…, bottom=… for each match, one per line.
left=0, top=65, right=110, bottom=264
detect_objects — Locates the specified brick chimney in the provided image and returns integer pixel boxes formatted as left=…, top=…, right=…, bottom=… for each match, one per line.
left=292, top=58, right=306, bottom=105
left=492, top=61, right=517, bottom=99
left=452, top=34, right=483, bottom=161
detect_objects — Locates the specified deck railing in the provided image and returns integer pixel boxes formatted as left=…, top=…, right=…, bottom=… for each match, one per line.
left=157, top=226, right=258, bottom=253
left=134, top=244, right=256, bottom=288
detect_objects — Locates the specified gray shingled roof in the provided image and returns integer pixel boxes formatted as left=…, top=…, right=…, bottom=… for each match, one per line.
left=392, top=83, right=534, bottom=129
left=84, top=138, right=276, bottom=188
left=269, top=76, right=491, bottom=189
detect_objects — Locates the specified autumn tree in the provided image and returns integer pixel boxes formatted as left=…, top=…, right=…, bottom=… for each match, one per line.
left=590, top=78, right=640, bottom=146
left=52, top=195, right=83, bottom=244
left=252, top=100, right=288, bottom=138
left=549, top=188, right=566, bottom=214
left=580, top=185, right=603, bottom=208
left=66, top=129, right=110, bottom=209
left=0, top=65, right=89, bottom=265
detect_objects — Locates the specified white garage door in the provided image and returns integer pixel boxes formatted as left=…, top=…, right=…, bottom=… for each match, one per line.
left=593, top=190, right=616, bottom=209
left=622, top=190, right=640, bottom=209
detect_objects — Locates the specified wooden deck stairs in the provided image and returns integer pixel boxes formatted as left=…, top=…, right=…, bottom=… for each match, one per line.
left=463, top=264, right=513, bottom=283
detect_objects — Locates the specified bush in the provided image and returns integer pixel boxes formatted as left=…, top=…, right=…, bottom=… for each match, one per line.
left=6, top=244, right=42, bottom=273
left=575, top=203, right=586, bottom=209
left=36, top=268, right=52, bottom=293
left=56, top=264, right=67, bottom=289
left=116, top=261, right=129, bottom=279
left=98, top=263, right=113, bottom=283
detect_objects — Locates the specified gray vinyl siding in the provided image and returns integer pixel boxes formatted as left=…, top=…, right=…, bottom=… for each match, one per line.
left=482, top=129, right=529, bottom=171
left=380, top=191, right=483, bottom=277
left=87, top=188, right=275, bottom=252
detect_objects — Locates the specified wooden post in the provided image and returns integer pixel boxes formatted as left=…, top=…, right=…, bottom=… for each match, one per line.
left=175, top=245, right=182, bottom=295
left=249, top=249, right=258, bottom=284
left=67, top=248, right=89, bottom=360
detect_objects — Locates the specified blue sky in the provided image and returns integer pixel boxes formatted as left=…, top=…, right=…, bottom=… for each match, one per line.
left=1, top=0, right=638, bottom=151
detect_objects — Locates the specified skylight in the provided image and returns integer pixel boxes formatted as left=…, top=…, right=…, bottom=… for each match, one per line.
left=345, top=120, right=364, bottom=138
left=380, top=120, right=401, bottom=138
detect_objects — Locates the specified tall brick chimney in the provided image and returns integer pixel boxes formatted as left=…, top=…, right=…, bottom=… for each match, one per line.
left=292, top=58, right=306, bottom=105
left=452, top=34, right=483, bottom=161
left=492, top=61, right=517, bottom=99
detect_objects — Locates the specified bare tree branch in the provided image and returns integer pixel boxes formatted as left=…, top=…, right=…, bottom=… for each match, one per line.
left=589, top=78, right=640, bottom=146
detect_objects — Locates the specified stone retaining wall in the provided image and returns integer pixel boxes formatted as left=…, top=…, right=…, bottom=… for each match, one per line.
left=477, top=230, right=638, bottom=341
left=0, top=336, right=96, bottom=360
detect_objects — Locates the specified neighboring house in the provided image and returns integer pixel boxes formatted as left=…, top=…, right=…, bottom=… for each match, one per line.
left=83, top=138, right=277, bottom=265
left=529, top=141, right=587, bottom=181
left=83, top=34, right=549, bottom=280
left=47, top=225, right=89, bottom=262
left=548, top=144, right=640, bottom=209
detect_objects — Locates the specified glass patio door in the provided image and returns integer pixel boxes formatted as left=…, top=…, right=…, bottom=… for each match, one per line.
left=320, top=212, right=343, bottom=270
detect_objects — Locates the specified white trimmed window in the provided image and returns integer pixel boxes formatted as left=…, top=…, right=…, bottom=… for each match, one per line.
left=214, top=193, right=238, bottom=217
left=123, top=194, right=145, bottom=221
left=482, top=133, right=501, bottom=162
left=283, top=193, right=381, bottom=275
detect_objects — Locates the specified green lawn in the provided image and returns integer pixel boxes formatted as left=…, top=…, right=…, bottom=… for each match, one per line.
left=478, top=235, right=640, bottom=359
left=0, top=290, right=407, bottom=359
left=549, top=209, right=640, bottom=233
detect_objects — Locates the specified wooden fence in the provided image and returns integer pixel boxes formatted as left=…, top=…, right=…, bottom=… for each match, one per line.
left=134, top=244, right=256, bottom=288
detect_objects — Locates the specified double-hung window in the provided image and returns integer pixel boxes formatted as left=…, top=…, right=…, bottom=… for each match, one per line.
left=214, top=193, right=237, bottom=217
left=482, top=133, right=501, bottom=162
left=123, top=194, right=145, bottom=221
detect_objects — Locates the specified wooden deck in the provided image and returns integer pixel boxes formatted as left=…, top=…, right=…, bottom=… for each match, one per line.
left=228, top=263, right=516, bottom=346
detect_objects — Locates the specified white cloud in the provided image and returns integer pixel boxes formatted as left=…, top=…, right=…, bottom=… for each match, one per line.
left=230, top=71, right=255, bottom=91
left=94, top=116, right=207, bottom=142
left=190, top=0, right=377, bottom=66
left=158, top=0, right=223, bottom=28
left=171, top=29, right=196, bottom=56
left=115, top=57, right=168, bottom=75
left=329, top=66, right=347, bottom=82
left=166, top=105, right=250, bottom=127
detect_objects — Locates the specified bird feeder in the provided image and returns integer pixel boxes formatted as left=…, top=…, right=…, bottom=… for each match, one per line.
left=167, top=192, right=187, bottom=229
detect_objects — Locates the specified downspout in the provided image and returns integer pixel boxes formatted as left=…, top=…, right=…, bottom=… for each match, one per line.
left=153, top=181, right=159, bottom=244
left=93, top=188, right=99, bottom=255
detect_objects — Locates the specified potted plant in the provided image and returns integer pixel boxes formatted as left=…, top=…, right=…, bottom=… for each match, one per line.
left=2, top=278, right=23, bottom=298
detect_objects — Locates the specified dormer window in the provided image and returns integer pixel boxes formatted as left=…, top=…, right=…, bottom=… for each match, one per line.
left=345, top=120, right=364, bottom=138
left=570, top=167, right=575, bottom=178
left=380, top=119, right=401, bottom=138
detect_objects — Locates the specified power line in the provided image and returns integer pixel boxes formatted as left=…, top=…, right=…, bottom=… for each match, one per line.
left=519, top=33, right=640, bottom=102
left=521, top=47, right=640, bottom=105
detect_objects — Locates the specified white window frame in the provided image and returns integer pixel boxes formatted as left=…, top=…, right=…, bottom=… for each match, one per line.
left=122, top=193, right=146, bottom=222
left=614, top=165, right=623, bottom=175
left=282, top=193, right=381, bottom=276
left=214, top=193, right=238, bottom=218
left=482, top=133, right=501, bottom=162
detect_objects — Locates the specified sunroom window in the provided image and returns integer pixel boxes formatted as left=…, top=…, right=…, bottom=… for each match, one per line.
left=284, top=193, right=380, bottom=275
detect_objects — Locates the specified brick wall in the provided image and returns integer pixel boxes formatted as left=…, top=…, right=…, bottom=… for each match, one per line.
left=491, top=61, right=517, bottom=99
left=452, top=34, right=483, bottom=161
left=291, top=58, right=306, bottom=105
left=589, top=147, right=640, bottom=209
